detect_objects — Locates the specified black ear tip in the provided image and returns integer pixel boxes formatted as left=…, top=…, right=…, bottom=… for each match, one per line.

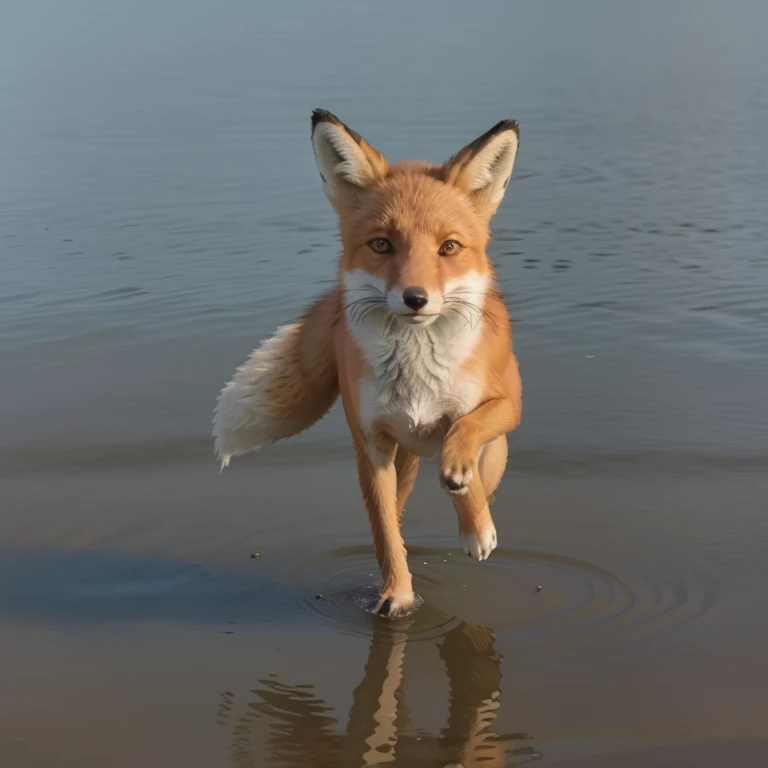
left=497, top=119, right=519, bottom=139
left=311, top=108, right=337, bottom=133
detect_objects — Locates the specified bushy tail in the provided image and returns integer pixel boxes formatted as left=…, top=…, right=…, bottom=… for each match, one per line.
left=213, top=290, right=340, bottom=468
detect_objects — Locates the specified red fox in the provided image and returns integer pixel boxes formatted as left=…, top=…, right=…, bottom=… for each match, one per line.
left=213, top=110, right=522, bottom=617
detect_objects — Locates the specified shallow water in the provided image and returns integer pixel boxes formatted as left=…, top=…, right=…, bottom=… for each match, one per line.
left=2, top=1, right=768, bottom=765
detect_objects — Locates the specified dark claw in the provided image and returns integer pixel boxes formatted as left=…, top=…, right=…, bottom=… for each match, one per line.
left=374, top=598, right=392, bottom=617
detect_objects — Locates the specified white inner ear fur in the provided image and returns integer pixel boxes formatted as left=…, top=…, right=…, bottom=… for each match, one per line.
left=461, top=131, right=519, bottom=204
left=312, top=122, right=375, bottom=197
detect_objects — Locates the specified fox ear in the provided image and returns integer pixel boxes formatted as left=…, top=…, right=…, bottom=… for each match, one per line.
left=311, top=109, right=389, bottom=209
left=443, top=120, right=519, bottom=217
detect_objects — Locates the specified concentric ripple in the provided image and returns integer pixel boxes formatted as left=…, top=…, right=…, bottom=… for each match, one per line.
left=278, top=546, right=461, bottom=641
left=272, top=543, right=711, bottom=647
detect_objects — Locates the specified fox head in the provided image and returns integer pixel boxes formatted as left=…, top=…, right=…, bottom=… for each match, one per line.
left=311, top=109, right=518, bottom=328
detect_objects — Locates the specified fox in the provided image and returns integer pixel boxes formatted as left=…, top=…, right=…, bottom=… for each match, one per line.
left=213, top=109, right=522, bottom=618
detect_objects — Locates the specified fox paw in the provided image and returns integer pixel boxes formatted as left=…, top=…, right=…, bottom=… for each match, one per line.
left=460, top=523, right=497, bottom=561
left=440, top=457, right=475, bottom=496
left=440, top=435, right=477, bottom=496
left=372, top=590, right=418, bottom=619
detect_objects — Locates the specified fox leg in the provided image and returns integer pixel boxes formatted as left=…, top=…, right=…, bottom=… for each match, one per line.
left=477, top=435, right=508, bottom=506
left=451, top=470, right=497, bottom=562
left=394, top=445, right=420, bottom=520
left=352, top=435, right=415, bottom=617
left=441, top=399, right=517, bottom=561
left=440, top=398, right=518, bottom=497
left=448, top=436, right=507, bottom=561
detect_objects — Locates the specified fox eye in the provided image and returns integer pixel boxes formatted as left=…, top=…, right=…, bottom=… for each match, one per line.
left=368, top=237, right=394, bottom=255
left=438, top=239, right=463, bottom=257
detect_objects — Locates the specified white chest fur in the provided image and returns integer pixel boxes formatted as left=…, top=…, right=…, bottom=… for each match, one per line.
left=344, top=271, right=487, bottom=457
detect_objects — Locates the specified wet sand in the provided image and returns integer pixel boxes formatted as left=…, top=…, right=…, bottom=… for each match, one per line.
left=3, top=441, right=768, bottom=766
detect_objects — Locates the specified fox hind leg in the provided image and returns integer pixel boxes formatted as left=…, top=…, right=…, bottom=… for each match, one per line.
left=452, top=473, right=497, bottom=562
left=452, top=437, right=507, bottom=561
left=478, top=435, right=507, bottom=506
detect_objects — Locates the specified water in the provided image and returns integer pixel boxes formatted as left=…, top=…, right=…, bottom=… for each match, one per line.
left=2, top=1, right=768, bottom=765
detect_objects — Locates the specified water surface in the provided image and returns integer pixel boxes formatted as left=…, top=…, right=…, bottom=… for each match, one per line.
left=2, top=1, right=768, bottom=765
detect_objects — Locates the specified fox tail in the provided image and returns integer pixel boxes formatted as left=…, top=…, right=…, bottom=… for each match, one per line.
left=212, top=290, right=340, bottom=469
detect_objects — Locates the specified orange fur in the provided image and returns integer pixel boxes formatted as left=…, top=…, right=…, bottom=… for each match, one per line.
left=213, top=110, right=523, bottom=617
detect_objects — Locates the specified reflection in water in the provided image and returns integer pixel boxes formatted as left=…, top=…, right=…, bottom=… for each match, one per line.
left=218, top=621, right=542, bottom=767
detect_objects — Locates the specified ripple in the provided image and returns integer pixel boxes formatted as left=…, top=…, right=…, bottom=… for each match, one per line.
left=86, top=286, right=149, bottom=301
left=418, top=546, right=712, bottom=647
left=0, top=541, right=713, bottom=648
left=282, top=546, right=461, bottom=641
left=272, top=544, right=712, bottom=648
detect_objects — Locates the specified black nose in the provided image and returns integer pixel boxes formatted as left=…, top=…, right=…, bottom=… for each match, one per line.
left=402, top=286, right=429, bottom=311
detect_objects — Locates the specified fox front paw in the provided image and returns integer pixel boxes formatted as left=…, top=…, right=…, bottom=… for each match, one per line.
left=440, top=451, right=476, bottom=496
left=372, top=590, right=417, bottom=619
left=440, top=434, right=478, bottom=496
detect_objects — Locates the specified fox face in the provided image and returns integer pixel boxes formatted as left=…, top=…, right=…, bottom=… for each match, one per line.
left=311, top=110, right=519, bottom=328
